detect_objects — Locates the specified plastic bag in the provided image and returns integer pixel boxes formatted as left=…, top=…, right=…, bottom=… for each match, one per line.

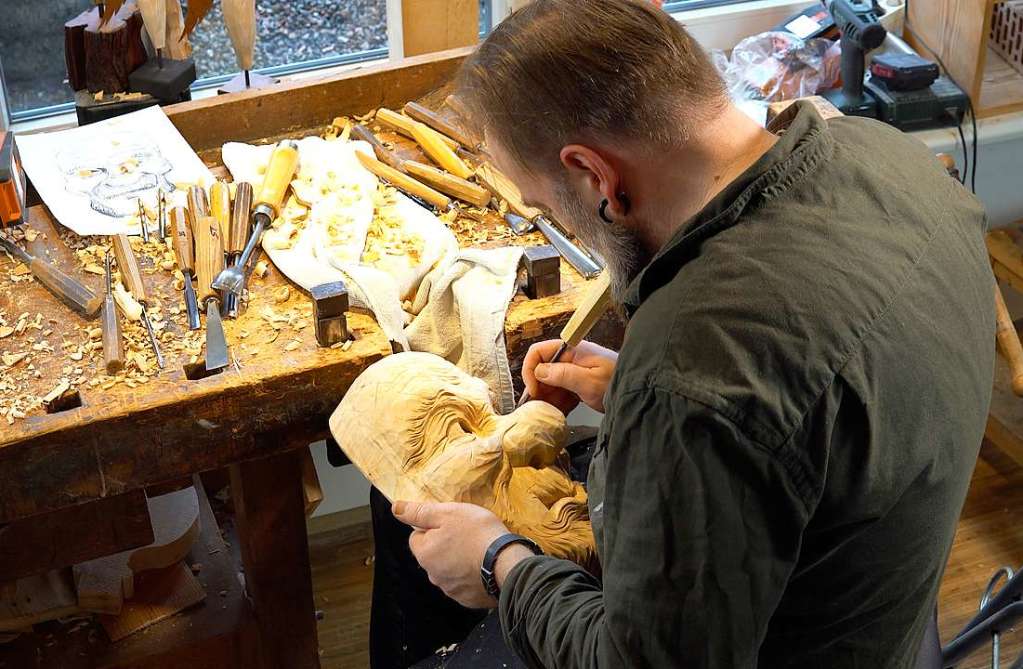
left=713, top=31, right=841, bottom=103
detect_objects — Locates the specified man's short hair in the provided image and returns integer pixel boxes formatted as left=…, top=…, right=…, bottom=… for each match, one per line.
left=457, top=0, right=726, bottom=172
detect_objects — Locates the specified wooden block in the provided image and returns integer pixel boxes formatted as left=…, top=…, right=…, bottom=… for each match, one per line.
left=0, top=489, right=153, bottom=583
left=75, top=486, right=201, bottom=615
left=0, top=569, right=79, bottom=633
left=401, top=0, right=479, bottom=58
left=99, top=562, right=205, bottom=642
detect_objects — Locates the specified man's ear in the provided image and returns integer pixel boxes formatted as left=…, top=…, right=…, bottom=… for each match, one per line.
left=559, top=144, right=627, bottom=217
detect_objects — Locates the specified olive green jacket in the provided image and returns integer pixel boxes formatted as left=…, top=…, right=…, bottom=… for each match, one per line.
left=499, top=102, right=995, bottom=668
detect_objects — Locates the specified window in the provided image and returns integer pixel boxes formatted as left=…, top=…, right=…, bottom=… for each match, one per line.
left=663, top=0, right=759, bottom=11
left=0, top=0, right=391, bottom=122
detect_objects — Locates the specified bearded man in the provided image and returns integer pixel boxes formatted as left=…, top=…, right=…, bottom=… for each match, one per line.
left=377, top=1, right=995, bottom=667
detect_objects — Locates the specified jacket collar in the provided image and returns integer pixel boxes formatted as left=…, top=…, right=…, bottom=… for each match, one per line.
left=622, top=101, right=836, bottom=317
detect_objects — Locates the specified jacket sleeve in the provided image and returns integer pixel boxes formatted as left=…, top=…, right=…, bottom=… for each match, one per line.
left=499, top=387, right=813, bottom=669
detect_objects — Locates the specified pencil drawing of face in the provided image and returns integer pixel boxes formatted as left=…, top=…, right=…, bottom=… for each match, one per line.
left=330, top=352, right=596, bottom=566
left=58, top=141, right=174, bottom=218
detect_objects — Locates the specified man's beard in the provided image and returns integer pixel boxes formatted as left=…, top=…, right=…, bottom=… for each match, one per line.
left=553, top=184, right=650, bottom=309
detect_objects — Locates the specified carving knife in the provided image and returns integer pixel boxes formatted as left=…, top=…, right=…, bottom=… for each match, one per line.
left=516, top=270, right=612, bottom=408
left=193, top=210, right=230, bottom=371
left=0, top=233, right=102, bottom=317
left=225, top=181, right=253, bottom=318
left=170, top=206, right=201, bottom=330
left=213, top=139, right=300, bottom=297
left=112, top=234, right=165, bottom=368
left=506, top=212, right=603, bottom=279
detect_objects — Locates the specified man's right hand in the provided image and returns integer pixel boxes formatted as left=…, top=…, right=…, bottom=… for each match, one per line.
left=522, top=340, right=618, bottom=414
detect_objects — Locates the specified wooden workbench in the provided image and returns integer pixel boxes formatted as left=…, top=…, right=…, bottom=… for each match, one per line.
left=0, top=47, right=623, bottom=667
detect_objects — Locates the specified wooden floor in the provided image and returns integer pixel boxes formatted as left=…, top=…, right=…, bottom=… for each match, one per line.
left=309, top=442, right=1023, bottom=669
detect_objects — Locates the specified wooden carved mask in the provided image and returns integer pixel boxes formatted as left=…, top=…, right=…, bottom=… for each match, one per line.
left=329, top=352, right=595, bottom=565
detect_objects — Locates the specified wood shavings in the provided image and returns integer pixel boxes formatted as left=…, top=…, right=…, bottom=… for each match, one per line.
left=11, top=263, right=30, bottom=276
left=113, top=282, right=143, bottom=321
left=284, top=340, right=301, bottom=352
left=2, top=352, right=28, bottom=367
left=253, top=261, right=269, bottom=278
left=42, top=379, right=71, bottom=404
left=160, top=260, right=176, bottom=272
left=84, top=264, right=105, bottom=275
left=0, top=327, right=12, bottom=339
left=273, top=286, right=291, bottom=303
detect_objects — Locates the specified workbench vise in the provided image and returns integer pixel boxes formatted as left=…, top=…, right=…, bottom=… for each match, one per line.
left=311, top=281, right=350, bottom=348
left=521, top=245, right=562, bottom=299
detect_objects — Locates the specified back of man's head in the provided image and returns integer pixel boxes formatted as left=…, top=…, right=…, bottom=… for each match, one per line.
left=457, top=0, right=726, bottom=174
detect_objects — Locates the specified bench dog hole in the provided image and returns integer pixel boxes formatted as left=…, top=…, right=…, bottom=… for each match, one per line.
left=45, top=390, right=82, bottom=414
left=183, top=361, right=224, bottom=381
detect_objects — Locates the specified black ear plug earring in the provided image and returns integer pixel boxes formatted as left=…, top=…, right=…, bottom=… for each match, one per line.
left=598, top=192, right=631, bottom=224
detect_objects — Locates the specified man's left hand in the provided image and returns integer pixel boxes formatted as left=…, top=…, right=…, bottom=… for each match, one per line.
left=393, top=500, right=511, bottom=609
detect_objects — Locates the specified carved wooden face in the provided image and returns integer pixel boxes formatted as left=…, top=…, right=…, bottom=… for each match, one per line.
left=329, top=352, right=595, bottom=564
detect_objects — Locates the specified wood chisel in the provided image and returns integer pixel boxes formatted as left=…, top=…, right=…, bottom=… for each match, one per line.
left=408, top=120, right=474, bottom=180
left=0, top=233, right=102, bottom=317
left=402, top=101, right=480, bottom=152
left=137, top=198, right=150, bottom=242
left=112, top=234, right=165, bottom=368
left=516, top=270, right=612, bottom=408
left=100, top=251, right=125, bottom=374
left=375, top=108, right=459, bottom=151
left=187, top=186, right=210, bottom=230
left=351, top=125, right=491, bottom=208
left=210, top=180, right=232, bottom=252
left=193, top=211, right=230, bottom=371
left=225, top=181, right=253, bottom=318
left=170, top=206, right=201, bottom=330
left=158, top=191, right=167, bottom=239
left=213, top=140, right=300, bottom=297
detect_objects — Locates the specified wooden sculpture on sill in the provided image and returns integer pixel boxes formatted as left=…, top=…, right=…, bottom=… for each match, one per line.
left=329, top=352, right=596, bottom=566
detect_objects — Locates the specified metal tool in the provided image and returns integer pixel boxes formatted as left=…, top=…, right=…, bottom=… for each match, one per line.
left=0, top=233, right=102, bottom=316
left=213, top=140, right=300, bottom=297
left=158, top=190, right=167, bottom=239
left=516, top=270, right=611, bottom=408
left=506, top=212, right=602, bottom=279
left=137, top=198, right=150, bottom=242
left=100, top=251, right=124, bottom=374
left=521, top=245, right=561, bottom=299
left=193, top=210, right=230, bottom=371
left=170, top=206, right=201, bottom=330
left=311, top=281, right=350, bottom=348
left=224, top=181, right=253, bottom=318
left=112, top=234, right=165, bottom=368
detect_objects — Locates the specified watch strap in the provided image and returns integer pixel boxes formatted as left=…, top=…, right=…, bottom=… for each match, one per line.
left=480, top=533, right=542, bottom=598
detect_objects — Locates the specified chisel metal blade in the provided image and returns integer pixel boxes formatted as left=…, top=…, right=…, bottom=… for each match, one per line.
left=183, top=279, right=201, bottom=330
left=205, top=302, right=229, bottom=370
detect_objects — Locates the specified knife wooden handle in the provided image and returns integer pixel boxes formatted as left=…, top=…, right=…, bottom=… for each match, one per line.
left=256, top=140, right=300, bottom=217
left=403, top=101, right=477, bottom=150
left=561, top=270, right=611, bottom=347
left=375, top=108, right=459, bottom=151
left=210, top=181, right=232, bottom=245
left=229, top=182, right=253, bottom=254
left=409, top=121, right=473, bottom=180
left=112, top=234, right=146, bottom=303
left=351, top=125, right=406, bottom=171
left=356, top=151, right=451, bottom=210
left=170, top=206, right=194, bottom=274
left=405, top=160, right=491, bottom=207
left=475, top=163, right=544, bottom=220
left=994, top=282, right=1023, bottom=397
left=193, top=214, right=224, bottom=305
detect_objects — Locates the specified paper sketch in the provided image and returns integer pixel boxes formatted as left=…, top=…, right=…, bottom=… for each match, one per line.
left=18, top=106, right=212, bottom=236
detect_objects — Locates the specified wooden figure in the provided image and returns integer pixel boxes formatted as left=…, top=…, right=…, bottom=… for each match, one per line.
left=329, top=352, right=596, bottom=566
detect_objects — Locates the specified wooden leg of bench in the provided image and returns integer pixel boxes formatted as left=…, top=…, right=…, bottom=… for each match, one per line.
left=231, top=448, right=320, bottom=669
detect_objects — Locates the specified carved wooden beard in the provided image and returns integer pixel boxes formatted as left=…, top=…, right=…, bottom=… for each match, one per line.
left=329, top=352, right=596, bottom=566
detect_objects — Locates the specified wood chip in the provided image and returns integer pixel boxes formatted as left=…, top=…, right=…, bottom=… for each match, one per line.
left=84, top=263, right=105, bottom=275
left=273, top=286, right=290, bottom=303
left=284, top=340, right=301, bottom=352
left=0, top=326, right=13, bottom=338
left=43, top=379, right=71, bottom=404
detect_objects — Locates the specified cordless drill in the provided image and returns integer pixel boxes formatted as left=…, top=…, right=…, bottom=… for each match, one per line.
left=822, top=0, right=887, bottom=117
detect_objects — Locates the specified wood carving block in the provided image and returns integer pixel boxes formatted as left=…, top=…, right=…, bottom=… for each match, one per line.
left=99, top=561, right=205, bottom=642
left=330, top=352, right=596, bottom=567
left=0, top=569, right=80, bottom=633
left=74, top=486, right=200, bottom=616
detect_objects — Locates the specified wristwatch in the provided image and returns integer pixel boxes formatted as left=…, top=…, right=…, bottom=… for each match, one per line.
left=480, top=533, right=543, bottom=598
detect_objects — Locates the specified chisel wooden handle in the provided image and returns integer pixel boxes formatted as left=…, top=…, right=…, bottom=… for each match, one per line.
left=403, top=101, right=478, bottom=150
left=351, top=125, right=406, bottom=171
left=256, top=140, right=300, bottom=217
left=356, top=150, right=451, bottom=210
left=26, top=257, right=102, bottom=317
left=170, top=206, right=194, bottom=274
left=229, top=182, right=253, bottom=254
left=562, top=270, right=611, bottom=346
left=476, top=163, right=543, bottom=220
left=405, top=160, right=491, bottom=207
left=994, top=283, right=1023, bottom=396
left=101, top=294, right=123, bottom=374
left=375, top=108, right=458, bottom=150
left=409, top=121, right=473, bottom=180
left=187, top=185, right=210, bottom=230
left=112, top=234, right=146, bottom=303
left=193, top=215, right=224, bottom=304
left=210, top=181, right=232, bottom=245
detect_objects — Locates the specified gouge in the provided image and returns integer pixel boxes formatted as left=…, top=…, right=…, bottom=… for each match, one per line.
left=375, top=108, right=459, bottom=151
left=516, top=270, right=611, bottom=408
left=100, top=251, right=124, bottom=374
left=213, top=140, right=299, bottom=296
left=170, top=206, right=201, bottom=330
left=193, top=211, right=230, bottom=371
left=210, top=180, right=232, bottom=252
left=403, top=101, right=480, bottom=151
left=408, top=121, right=473, bottom=180
left=225, top=181, right=253, bottom=318
left=112, top=234, right=165, bottom=368
left=0, top=233, right=102, bottom=317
